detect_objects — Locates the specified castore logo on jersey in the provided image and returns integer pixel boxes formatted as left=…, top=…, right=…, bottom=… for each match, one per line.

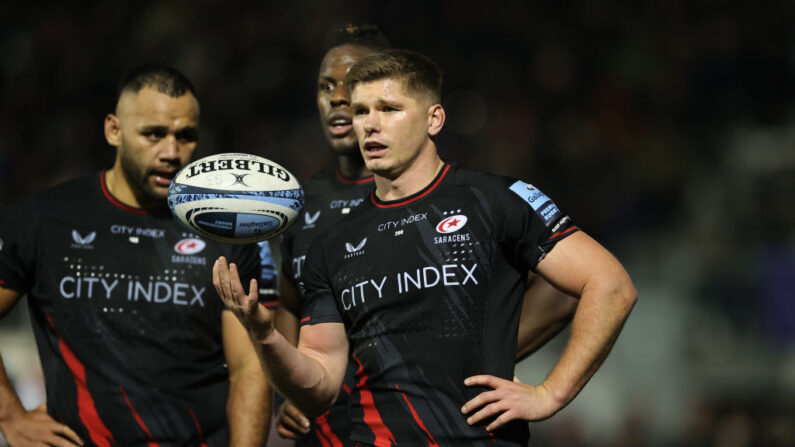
left=344, top=238, right=367, bottom=259
left=71, top=230, right=96, bottom=249
left=436, top=215, right=468, bottom=234
left=174, top=238, right=206, bottom=255
left=303, top=210, right=320, bottom=229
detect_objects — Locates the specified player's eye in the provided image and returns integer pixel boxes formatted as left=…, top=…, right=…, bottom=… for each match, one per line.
left=353, top=107, right=368, bottom=115
left=319, top=82, right=333, bottom=93
left=175, top=128, right=198, bottom=143
left=142, top=129, right=166, bottom=140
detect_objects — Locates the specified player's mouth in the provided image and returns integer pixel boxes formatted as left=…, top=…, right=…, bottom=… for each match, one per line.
left=152, top=170, right=177, bottom=187
left=328, top=113, right=352, bottom=137
left=363, top=141, right=388, bottom=157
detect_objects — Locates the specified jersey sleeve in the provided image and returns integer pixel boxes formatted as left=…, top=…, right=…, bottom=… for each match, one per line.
left=278, top=230, right=297, bottom=285
left=0, top=199, right=39, bottom=292
left=227, top=242, right=274, bottom=307
left=299, top=238, right=342, bottom=326
left=495, top=180, right=579, bottom=272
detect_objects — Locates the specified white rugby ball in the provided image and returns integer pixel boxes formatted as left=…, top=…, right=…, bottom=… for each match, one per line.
left=167, top=153, right=304, bottom=244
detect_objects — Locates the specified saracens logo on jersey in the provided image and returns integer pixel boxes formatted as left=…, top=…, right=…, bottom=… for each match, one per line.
left=174, top=238, right=206, bottom=255
left=436, top=215, right=468, bottom=234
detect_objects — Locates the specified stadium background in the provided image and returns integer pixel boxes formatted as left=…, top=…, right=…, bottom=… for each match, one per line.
left=0, top=1, right=793, bottom=445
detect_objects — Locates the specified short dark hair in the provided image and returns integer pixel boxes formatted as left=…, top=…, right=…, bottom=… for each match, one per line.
left=117, top=63, right=197, bottom=101
left=325, top=23, right=390, bottom=53
left=345, top=49, right=443, bottom=103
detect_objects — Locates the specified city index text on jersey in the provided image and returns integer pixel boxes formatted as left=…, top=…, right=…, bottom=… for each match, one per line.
left=340, top=263, right=479, bottom=311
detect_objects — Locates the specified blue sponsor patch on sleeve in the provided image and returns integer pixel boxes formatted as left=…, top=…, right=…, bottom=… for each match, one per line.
left=509, top=181, right=561, bottom=226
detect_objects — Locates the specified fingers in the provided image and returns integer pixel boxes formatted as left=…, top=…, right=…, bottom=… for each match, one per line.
left=213, top=257, right=259, bottom=311
left=465, top=400, right=506, bottom=427
left=284, top=403, right=311, bottom=433
left=276, top=403, right=311, bottom=439
left=461, top=389, right=498, bottom=415
left=464, top=374, right=505, bottom=389
left=53, top=422, right=84, bottom=446
left=48, top=429, right=84, bottom=447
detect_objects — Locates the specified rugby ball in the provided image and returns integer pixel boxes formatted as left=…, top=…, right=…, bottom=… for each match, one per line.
left=167, top=153, right=304, bottom=244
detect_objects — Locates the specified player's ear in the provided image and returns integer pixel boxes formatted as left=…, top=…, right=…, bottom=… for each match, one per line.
left=427, top=103, right=445, bottom=137
left=104, top=113, right=121, bottom=147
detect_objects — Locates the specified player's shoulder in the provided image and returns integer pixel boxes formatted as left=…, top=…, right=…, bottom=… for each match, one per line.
left=301, top=162, right=339, bottom=188
left=446, top=164, right=520, bottom=195
left=2, top=173, right=98, bottom=218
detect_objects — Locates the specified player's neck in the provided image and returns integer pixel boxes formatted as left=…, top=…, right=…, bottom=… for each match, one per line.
left=373, top=149, right=444, bottom=202
left=336, top=153, right=371, bottom=179
left=105, top=165, right=163, bottom=212
left=105, top=166, right=142, bottom=208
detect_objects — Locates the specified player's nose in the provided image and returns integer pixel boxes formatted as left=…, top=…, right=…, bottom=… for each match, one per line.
left=330, top=84, right=351, bottom=107
left=159, top=135, right=180, bottom=159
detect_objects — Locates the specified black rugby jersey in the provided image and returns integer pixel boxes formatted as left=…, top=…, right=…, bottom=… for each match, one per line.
left=0, top=172, right=275, bottom=447
left=300, top=163, right=578, bottom=446
left=280, top=162, right=374, bottom=447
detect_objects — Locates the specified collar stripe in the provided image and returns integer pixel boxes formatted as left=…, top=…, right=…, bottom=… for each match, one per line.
left=100, top=171, right=148, bottom=215
left=371, top=164, right=450, bottom=209
left=336, top=170, right=375, bottom=184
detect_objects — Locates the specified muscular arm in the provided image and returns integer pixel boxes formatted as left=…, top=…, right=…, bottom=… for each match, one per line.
left=0, top=286, right=83, bottom=446
left=273, top=272, right=301, bottom=348
left=534, top=231, right=637, bottom=407
left=272, top=274, right=314, bottom=438
left=223, top=311, right=270, bottom=447
left=463, top=231, right=636, bottom=428
left=515, top=274, right=578, bottom=362
left=214, top=257, right=349, bottom=418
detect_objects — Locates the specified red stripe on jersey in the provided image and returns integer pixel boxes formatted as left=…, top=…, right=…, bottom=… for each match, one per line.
left=336, top=171, right=375, bottom=184
left=188, top=408, right=210, bottom=447
left=370, top=165, right=450, bottom=209
left=301, top=316, right=311, bottom=323
left=46, top=314, right=115, bottom=447
left=260, top=300, right=279, bottom=309
left=119, top=386, right=160, bottom=447
left=395, top=385, right=439, bottom=446
left=353, top=354, right=396, bottom=447
left=100, top=171, right=148, bottom=215
left=314, top=427, right=333, bottom=447
left=548, top=226, right=578, bottom=240
left=342, top=383, right=352, bottom=395
left=314, top=412, right=343, bottom=447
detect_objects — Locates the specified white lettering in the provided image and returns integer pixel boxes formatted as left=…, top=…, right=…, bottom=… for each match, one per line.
left=60, top=277, right=75, bottom=298
left=154, top=281, right=171, bottom=303
left=101, top=279, right=118, bottom=299
left=422, top=266, right=440, bottom=288
left=442, top=264, right=459, bottom=286
left=370, top=276, right=387, bottom=299
left=173, top=283, right=189, bottom=305
left=190, top=286, right=205, bottom=307
left=461, top=264, right=478, bottom=285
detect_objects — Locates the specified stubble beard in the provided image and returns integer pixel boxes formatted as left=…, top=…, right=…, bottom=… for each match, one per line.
left=119, top=148, right=166, bottom=208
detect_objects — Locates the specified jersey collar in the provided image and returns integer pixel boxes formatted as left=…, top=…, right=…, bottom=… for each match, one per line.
left=370, top=163, right=451, bottom=209
left=335, top=170, right=375, bottom=185
left=100, top=171, right=149, bottom=215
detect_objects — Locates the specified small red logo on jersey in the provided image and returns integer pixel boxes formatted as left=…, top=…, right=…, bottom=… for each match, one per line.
left=174, top=238, right=206, bottom=255
left=436, top=215, right=468, bottom=234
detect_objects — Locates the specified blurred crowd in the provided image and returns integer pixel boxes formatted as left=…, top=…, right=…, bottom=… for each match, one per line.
left=1, top=1, right=793, bottom=445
